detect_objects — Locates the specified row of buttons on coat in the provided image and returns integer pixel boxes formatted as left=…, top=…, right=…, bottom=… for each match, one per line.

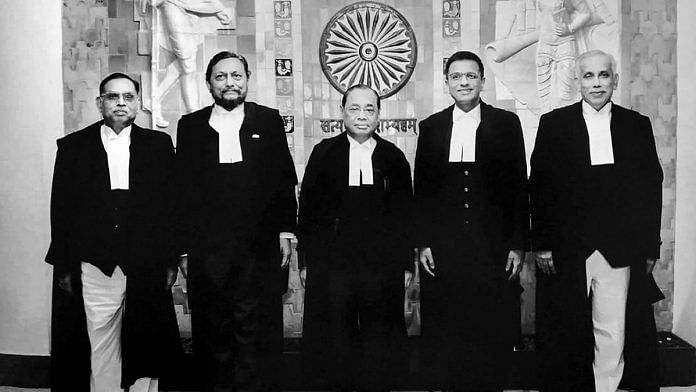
left=464, top=171, right=470, bottom=222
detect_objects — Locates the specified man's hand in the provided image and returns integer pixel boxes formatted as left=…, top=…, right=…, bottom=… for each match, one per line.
left=280, top=238, right=292, bottom=268
left=646, top=258, right=657, bottom=275
left=404, top=270, right=414, bottom=288
left=535, top=250, right=556, bottom=275
left=506, top=249, right=524, bottom=280
left=165, top=266, right=178, bottom=291
left=56, top=272, right=74, bottom=296
left=299, top=267, right=307, bottom=288
left=179, top=254, right=188, bottom=279
left=418, top=247, right=435, bottom=277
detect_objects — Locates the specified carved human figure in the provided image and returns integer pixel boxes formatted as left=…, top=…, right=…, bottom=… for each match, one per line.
left=141, top=0, right=234, bottom=127
left=485, top=0, right=617, bottom=114
left=535, top=0, right=593, bottom=112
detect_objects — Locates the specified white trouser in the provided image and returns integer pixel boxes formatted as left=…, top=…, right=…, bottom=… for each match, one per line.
left=81, top=263, right=159, bottom=392
left=585, top=251, right=631, bottom=392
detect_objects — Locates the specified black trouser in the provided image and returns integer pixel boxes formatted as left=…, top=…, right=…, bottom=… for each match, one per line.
left=303, top=256, right=407, bottom=391
left=535, top=252, right=595, bottom=392
left=420, top=255, right=515, bottom=392
left=189, top=251, right=282, bottom=392
left=327, top=266, right=406, bottom=390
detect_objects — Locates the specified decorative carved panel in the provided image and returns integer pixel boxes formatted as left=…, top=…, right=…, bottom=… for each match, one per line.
left=319, top=1, right=417, bottom=98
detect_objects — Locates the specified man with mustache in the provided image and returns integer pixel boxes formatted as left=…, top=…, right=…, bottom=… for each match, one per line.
left=530, top=49, right=664, bottom=391
left=175, top=51, right=297, bottom=392
left=414, top=51, right=529, bottom=391
left=46, top=73, right=180, bottom=391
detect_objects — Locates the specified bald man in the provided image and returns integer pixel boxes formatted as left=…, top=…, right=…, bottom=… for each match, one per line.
left=530, top=50, right=664, bottom=392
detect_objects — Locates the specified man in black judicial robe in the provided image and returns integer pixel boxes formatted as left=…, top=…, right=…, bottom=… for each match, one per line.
left=414, top=51, right=529, bottom=391
left=530, top=50, right=663, bottom=392
left=175, top=51, right=297, bottom=392
left=298, top=84, right=413, bottom=391
left=46, top=73, right=181, bottom=392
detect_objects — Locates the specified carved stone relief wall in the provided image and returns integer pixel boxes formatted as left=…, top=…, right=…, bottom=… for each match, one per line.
left=302, top=0, right=434, bottom=336
left=63, top=0, right=112, bottom=132
left=624, top=0, right=677, bottom=331
left=319, top=2, right=418, bottom=98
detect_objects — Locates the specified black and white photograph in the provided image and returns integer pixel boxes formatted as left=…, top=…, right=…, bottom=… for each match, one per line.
left=1, top=1, right=695, bottom=392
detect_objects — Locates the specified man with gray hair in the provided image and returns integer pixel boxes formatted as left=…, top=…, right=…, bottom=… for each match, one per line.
left=298, top=84, right=413, bottom=390
left=530, top=49, right=664, bottom=391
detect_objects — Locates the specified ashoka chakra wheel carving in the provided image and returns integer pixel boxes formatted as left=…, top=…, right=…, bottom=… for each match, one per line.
left=319, top=2, right=418, bottom=99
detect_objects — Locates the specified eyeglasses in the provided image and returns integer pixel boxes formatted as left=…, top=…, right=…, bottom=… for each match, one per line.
left=345, top=106, right=377, bottom=117
left=100, top=92, right=138, bottom=103
left=448, top=72, right=480, bottom=82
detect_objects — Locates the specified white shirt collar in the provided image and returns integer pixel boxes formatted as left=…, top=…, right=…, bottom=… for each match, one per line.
left=582, top=101, right=614, bottom=166
left=452, top=103, right=481, bottom=123
left=347, top=134, right=376, bottom=186
left=582, top=100, right=612, bottom=118
left=100, top=123, right=132, bottom=142
left=99, top=123, right=131, bottom=190
left=211, top=102, right=245, bottom=119
left=210, top=104, right=245, bottom=164
left=449, top=104, right=480, bottom=162
left=347, top=133, right=377, bottom=151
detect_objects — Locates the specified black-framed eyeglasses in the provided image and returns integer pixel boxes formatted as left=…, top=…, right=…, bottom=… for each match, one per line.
left=100, top=93, right=138, bottom=103
left=448, top=72, right=480, bottom=82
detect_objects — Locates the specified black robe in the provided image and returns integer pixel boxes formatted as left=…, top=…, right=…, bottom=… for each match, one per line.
left=175, top=103, right=297, bottom=392
left=297, top=132, right=413, bottom=390
left=414, top=102, right=529, bottom=390
left=45, top=122, right=182, bottom=391
left=530, top=102, right=664, bottom=392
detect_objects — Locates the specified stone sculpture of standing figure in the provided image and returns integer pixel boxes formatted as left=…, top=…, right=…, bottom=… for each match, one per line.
left=535, top=0, right=592, bottom=113
left=140, top=0, right=234, bottom=127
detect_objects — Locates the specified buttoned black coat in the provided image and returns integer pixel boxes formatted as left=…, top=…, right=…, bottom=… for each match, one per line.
left=413, top=102, right=529, bottom=388
left=414, top=102, right=529, bottom=253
